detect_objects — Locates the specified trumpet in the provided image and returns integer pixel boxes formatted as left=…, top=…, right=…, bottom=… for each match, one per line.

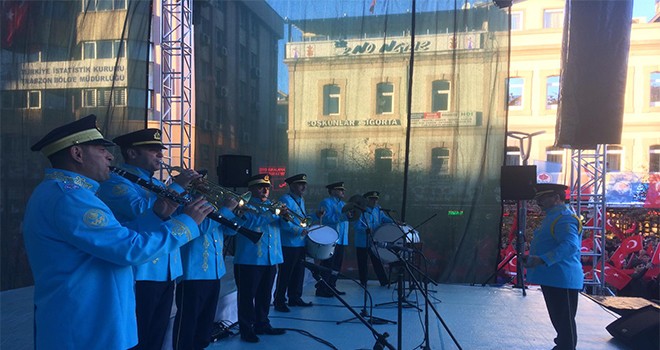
left=161, top=163, right=251, bottom=209
left=244, top=201, right=310, bottom=228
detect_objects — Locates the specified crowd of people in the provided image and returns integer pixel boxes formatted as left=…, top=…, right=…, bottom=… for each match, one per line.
left=23, top=115, right=403, bottom=348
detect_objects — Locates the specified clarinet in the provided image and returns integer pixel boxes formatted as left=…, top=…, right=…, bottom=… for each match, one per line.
left=109, top=166, right=263, bottom=244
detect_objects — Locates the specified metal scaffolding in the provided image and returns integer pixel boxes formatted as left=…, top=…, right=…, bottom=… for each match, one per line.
left=160, top=0, right=193, bottom=169
left=571, top=146, right=611, bottom=295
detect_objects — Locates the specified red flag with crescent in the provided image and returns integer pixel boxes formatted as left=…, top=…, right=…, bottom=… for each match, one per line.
left=609, top=235, right=643, bottom=268
left=600, top=263, right=632, bottom=290
left=1, top=1, right=29, bottom=49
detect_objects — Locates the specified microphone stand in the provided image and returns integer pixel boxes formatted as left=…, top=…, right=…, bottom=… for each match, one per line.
left=310, top=272, right=395, bottom=350
left=389, top=248, right=462, bottom=350
left=338, top=226, right=395, bottom=325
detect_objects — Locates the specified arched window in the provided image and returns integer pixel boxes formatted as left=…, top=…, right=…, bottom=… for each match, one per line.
left=375, top=148, right=392, bottom=173
left=431, top=147, right=450, bottom=175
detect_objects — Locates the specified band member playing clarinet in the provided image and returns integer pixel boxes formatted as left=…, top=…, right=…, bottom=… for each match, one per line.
left=98, top=128, right=203, bottom=350
left=24, top=115, right=212, bottom=349
left=273, top=173, right=323, bottom=312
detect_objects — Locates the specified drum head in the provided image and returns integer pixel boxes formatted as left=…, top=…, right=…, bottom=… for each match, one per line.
left=371, top=223, right=419, bottom=263
left=307, top=225, right=338, bottom=244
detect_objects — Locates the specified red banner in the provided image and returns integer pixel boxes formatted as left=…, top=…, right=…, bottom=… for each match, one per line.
left=609, top=235, right=643, bottom=268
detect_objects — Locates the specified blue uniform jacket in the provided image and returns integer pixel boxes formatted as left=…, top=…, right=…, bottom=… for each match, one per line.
left=97, top=164, right=185, bottom=281
left=179, top=207, right=237, bottom=280
left=353, top=206, right=394, bottom=248
left=23, top=169, right=200, bottom=349
left=319, top=197, right=350, bottom=246
left=278, top=193, right=319, bottom=247
left=527, top=203, right=584, bottom=290
left=233, top=198, right=284, bottom=266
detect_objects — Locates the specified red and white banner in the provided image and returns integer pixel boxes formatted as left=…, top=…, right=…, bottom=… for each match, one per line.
left=609, top=235, right=643, bottom=268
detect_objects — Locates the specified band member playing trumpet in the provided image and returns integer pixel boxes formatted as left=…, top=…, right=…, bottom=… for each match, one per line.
left=273, top=174, right=324, bottom=312
left=233, top=174, right=288, bottom=343
left=316, top=181, right=354, bottom=297
left=354, top=191, right=393, bottom=287
left=98, top=128, right=203, bottom=350
left=24, top=116, right=211, bottom=349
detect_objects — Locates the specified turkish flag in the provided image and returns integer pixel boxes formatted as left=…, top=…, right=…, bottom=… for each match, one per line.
left=581, top=238, right=593, bottom=253
left=600, top=263, right=632, bottom=290
left=609, top=235, right=643, bottom=268
left=1, top=1, right=29, bottom=49
left=651, top=243, right=660, bottom=265
left=498, top=244, right=516, bottom=271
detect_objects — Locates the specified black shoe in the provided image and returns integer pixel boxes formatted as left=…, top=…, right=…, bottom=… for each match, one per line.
left=315, top=289, right=334, bottom=298
left=240, top=329, right=260, bottom=343
left=273, top=302, right=290, bottom=312
left=289, top=299, right=313, bottom=307
left=254, top=325, right=286, bottom=335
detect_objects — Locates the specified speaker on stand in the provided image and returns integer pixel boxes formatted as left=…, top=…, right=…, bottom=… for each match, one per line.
left=217, top=155, right=252, bottom=188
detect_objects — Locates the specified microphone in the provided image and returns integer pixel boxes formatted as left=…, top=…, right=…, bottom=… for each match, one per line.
left=374, top=241, right=415, bottom=253
left=301, top=260, right=342, bottom=278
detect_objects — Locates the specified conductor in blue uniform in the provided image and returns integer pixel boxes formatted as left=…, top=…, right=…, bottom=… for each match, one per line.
left=524, top=183, right=583, bottom=350
left=23, top=115, right=212, bottom=350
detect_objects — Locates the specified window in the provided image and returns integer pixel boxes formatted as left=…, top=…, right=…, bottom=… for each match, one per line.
left=375, top=148, right=393, bottom=173
left=543, top=9, right=563, bottom=29
left=431, top=147, right=450, bottom=175
left=545, top=146, right=564, bottom=171
left=82, top=40, right=125, bottom=59
left=321, top=149, right=338, bottom=170
left=650, top=145, right=660, bottom=173
left=432, top=80, right=450, bottom=112
left=84, top=0, right=127, bottom=12
left=651, top=72, right=660, bottom=107
left=27, top=91, right=41, bottom=109
left=323, top=84, right=340, bottom=115
left=82, top=88, right=126, bottom=107
left=376, top=82, right=394, bottom=114
left=505, top=146, right=521, bottom=166
left=82, top=89, right=96, bottom=107
left=511, top=12, right=523, bottom=31
left=506, top=77, right=524, bottom=109
left=606, top=145, right=623, bottom=172
left=546, top=75, right=560, bottom=109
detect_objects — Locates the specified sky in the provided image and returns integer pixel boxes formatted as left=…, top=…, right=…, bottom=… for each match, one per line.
left=269, top=0, right=658, bottom=93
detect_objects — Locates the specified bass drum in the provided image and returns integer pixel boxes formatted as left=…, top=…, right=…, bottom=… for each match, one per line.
left=371, top=223, right=420, bottom=263
left=306, top=225, right=338, bottom=260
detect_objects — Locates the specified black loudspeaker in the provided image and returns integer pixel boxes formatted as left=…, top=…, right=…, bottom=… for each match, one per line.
left=500, top=166, right=537, bottom=200
left=556, top=1, right=631, bottom=148
left=606, top=305, right=660, bottom=350
left=217, top=155, right=251, bottom=188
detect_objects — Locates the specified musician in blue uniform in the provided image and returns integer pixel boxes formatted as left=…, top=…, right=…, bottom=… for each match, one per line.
left=173, top=203, right=238, bottom=350
left=97, top=129, right=202, bottom=350
left=524, top=183, right=583, bottom=350
left=354, top=191, right=394, bottom=286
left=23, top=115, right=212, bottom=350
left=316, top=181, right=353, bottom=297
left=273, top=173, right=323, bottom=312
left=233, top=174, right=288, bottom=343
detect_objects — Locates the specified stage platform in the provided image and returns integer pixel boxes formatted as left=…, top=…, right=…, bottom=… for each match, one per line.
left=2, top=278, right=633, bottom=349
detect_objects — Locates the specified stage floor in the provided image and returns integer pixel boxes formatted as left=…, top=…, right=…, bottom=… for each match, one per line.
left=2, top=279, right=631, bottom=349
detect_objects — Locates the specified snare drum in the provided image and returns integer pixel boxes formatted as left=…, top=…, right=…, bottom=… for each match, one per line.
left=372, top=224, right=420, bottom=263
left=306, top=225, right=338, bottom=260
